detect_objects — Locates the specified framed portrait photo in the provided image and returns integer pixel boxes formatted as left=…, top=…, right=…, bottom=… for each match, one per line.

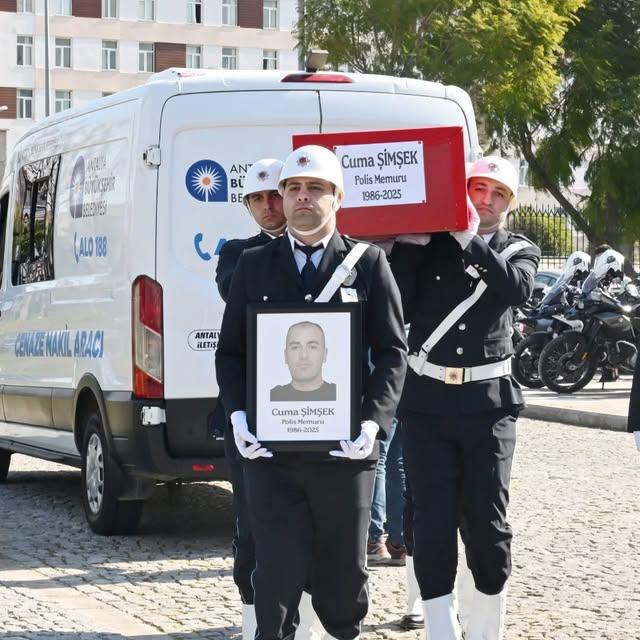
left=246, top=303, right=362, bottom=452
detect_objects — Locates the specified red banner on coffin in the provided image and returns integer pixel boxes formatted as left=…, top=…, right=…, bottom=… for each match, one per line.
left=293, top=127, right=468, bottom=237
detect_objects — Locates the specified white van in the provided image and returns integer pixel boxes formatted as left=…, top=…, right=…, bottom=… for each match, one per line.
left=0, top=69, right=480, bottom=534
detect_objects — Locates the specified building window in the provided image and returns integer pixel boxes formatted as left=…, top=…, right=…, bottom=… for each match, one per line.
left=55, top=90, right=72, bottom=113
left=186, top=45, right=202, bottom=69
left=139, top=43, right=154, bottom=72
left=17, top=36, right=33, bottom=67
left=54, top=0, right=72, bottom=15
left=17, top=0, right=33, bottom=12
left=138, top=0, right=154, bottom=20
left=102, top=40, right=117, bottom=70
left=187, top=0, right=202, bottom=24
left=55, top=38, right=71, bottom=68
left=222, top=0, right=237, bottom=26
left=263, top=49, right=278, bottom=70
left=263, top=0, right=278, bottom=29
left=102, top=0, right=118, bottom=18
left=221, top=47, right=237, bottom=70
left=17, top=89, right=33, bottom=119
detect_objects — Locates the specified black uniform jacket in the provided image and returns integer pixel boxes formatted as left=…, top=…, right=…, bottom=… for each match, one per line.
left=391, top=229, right=540, bottom=416
left=627, top=358, right=640, bottom=433
left=216, top=231, right=273, bottom=303
left=215, top=231, right=408, bottom=451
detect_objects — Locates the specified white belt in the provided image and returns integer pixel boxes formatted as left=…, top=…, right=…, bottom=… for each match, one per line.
left=407, top=353, right=512, bottom=384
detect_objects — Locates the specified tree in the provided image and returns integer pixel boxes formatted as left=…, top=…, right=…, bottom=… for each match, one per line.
left=297, top=0, right=640, bottom=268
left=507, top=0, right=640, bottom=256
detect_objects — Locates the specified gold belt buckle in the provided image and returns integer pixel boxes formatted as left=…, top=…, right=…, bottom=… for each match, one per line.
left=444, top=367, right=464, bottom=385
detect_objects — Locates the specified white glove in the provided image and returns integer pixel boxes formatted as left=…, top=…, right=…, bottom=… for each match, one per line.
left=451, top=195, right=480, bottom=249
left=634, top=431, right=640, bottom=451
left=329, top=420, right=379, bottom=459
left=230, top=410, right=273, bottom=459
left=395, top=233, right=431, bottom=246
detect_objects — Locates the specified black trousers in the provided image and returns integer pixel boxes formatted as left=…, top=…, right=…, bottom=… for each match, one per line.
left=224, top=429, right=257, bottom=604
left=402, top=408, right=517, bottom=599
left=244, top=458, right=376, bottom=640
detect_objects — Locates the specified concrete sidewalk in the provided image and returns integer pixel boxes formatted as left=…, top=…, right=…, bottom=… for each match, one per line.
left=522, top=374, right=633, bottom=431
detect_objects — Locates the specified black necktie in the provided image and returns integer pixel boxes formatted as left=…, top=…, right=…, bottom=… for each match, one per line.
left=296, top=244, right=322, bottom=291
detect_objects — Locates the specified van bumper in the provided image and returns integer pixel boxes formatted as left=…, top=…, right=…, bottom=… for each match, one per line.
left=104, top=392, right=230, bottom=482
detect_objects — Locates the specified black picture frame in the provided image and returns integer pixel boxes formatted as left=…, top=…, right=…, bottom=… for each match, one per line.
left=246, top=302, right=362, bottom=452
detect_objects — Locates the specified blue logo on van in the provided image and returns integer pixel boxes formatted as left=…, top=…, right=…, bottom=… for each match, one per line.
left=70, top=156, right=85, bottom=218
left=185, top=160, right=228, bottom=202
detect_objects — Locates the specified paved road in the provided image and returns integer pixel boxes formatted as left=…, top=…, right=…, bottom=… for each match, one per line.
left=1, top=418, right=639, bottom=640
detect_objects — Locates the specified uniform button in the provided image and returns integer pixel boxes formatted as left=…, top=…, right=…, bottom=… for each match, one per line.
left=263, top=296, right=269, bottom=301
left=456, top=347, right=464, bottom=355
left=435, top=275, right=441, bottom=281
left=458, top=323, right=466, bottom=331
left=304, top=294, right=313, bottom=303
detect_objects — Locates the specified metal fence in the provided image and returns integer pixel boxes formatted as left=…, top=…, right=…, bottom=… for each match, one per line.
left=506, top=205, right=640, bottom=272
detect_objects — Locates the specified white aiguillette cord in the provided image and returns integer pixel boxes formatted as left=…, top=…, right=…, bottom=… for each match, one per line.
left=314, top=243, right=369, bottom=303
left=416, top=240, right=531, bottom=358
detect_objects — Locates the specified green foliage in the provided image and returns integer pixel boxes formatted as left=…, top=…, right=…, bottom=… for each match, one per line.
left=483, top=0, right=640, bottom=245
left=297, top=0, right=640, bottom=248
left=509, top=207, right=574, bottom=257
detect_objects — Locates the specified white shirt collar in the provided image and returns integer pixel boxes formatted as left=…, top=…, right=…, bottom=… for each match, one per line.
left=287, top=229, right=335, bottom=253
left=481, top=232, right=496, bottom=244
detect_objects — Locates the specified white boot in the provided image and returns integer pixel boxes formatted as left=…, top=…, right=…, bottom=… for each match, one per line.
left=422, top=594, right=461, bottom=640
left=454, top=562, right=476, bottom=636
left=242, top=604, right=257, bottom=640
left=296, top=590, right=326, bottom=640
left=465, top=589, right=507, bottom=640
left=400, top=556, right=424, bottom=629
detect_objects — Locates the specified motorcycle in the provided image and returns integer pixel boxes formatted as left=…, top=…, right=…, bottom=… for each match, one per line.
left=537, top=283, right=640, bottom=393
left=512, top=272, right=583, bottom=389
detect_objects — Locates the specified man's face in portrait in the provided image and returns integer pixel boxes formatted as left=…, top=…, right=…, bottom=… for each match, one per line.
left=284, top=322, right=327, bottom=389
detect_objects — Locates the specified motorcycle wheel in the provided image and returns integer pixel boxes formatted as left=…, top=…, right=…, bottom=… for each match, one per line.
left=538, top=331, right=598, bottom=394
left=512, top=334, right=548, bottom=389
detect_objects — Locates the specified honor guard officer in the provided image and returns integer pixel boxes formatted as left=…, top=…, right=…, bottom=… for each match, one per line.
left=216, top=158, right=286, bottom=301
left=390, top=156, right=540, bottom=640
left=216, top=145, right=407, bottom=640
left=215, top=158, right=301, bottom=640
left=627, top=349, right=640, bottom=452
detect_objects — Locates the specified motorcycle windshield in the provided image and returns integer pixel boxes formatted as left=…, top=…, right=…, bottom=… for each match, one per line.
left=582, top=271, right=599, bottom=295
left=540, top=275, right=570, bottom=305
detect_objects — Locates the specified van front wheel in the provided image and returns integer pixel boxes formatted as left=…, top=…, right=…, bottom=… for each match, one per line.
left=0, top=449, right=11, bottom=482
left=81, top=413, right=143, bottom=535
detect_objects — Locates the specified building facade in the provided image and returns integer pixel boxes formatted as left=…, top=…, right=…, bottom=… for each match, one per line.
left=0, top=0, right=300, bottom=179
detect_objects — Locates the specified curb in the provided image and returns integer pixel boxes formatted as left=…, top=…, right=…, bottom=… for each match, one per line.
left=522, top=404, right=627, bottom=432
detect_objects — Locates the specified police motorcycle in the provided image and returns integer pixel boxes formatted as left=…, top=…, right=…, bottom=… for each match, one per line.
left=512, top=252, right=590, bottom=388
left=538, top=249, right=640, bottom=393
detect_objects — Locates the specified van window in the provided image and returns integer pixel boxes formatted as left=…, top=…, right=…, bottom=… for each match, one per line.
left=0, top=192, right=8, bottom=286
left=12, top=156, right=60, bottom=285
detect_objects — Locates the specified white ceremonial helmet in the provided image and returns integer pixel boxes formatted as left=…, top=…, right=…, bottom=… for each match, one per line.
left=563, top=251, right=591, bottom=281
left=593, top=248, right=624, bottom=282
left=278, top=145, right=345, bottom=200
left=467, top=156, right=519, bottom=205
left=242, top=158, right=284, bottom=206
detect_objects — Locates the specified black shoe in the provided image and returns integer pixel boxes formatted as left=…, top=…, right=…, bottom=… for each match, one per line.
left=399, top=613, right=424, bottom=630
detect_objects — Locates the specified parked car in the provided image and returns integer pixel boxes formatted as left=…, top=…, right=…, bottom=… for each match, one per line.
left=531, top=269, right=561, bottom=306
